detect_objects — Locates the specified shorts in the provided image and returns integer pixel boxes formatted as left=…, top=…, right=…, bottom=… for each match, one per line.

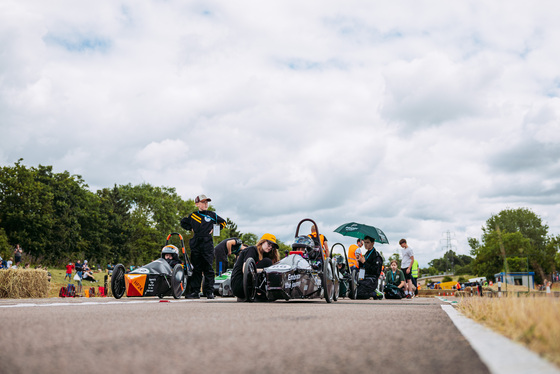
left=401, top=268, right=412, bottom=281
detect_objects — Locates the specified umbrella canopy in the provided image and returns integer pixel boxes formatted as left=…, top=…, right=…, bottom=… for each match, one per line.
left=334, top=222, right=390, bottom=244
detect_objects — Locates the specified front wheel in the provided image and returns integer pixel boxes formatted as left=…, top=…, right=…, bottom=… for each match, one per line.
left=111, top=264, right=126, bottom=299
left=332, top=260, right=340, bottom=302
left=349, top=268, right=358, bottom=300
left=243, top=258, right=257, bottom=302
left=322, top=258, right=334, bottom=303
left=171, top=264, right=186, bottom=299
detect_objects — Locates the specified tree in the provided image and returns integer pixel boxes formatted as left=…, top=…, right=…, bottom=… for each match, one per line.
left=469, top=208, right=557, bottom=283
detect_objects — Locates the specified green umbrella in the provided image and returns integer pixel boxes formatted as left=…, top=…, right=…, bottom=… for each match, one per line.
left=333, top=222, right=390, bottom=244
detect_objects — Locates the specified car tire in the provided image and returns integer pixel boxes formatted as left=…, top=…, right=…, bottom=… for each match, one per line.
left=111, top=264, right=126, bottom=299
left=243, top=258, right=257, bottom=302
left=349, top=268, right=358, bottom=300
left=322, top=258, right=334, bottom=303
left=171, top=264, right=186, bottom=299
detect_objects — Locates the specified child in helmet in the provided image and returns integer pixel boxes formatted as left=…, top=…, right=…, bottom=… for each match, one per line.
left=161, top=245, right=181, bottom=268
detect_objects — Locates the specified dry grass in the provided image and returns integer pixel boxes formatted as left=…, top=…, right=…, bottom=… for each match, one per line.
left=0, top=269, right=49, bottom=298
left=459, top=296, right=560, bottom=367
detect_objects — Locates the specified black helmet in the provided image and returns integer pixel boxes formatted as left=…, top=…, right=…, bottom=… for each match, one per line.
left=292, top=236, right=315, bottom=252
left=336, top=255, right=345, bottom=265
left=161, top=245, right=180, bottom=262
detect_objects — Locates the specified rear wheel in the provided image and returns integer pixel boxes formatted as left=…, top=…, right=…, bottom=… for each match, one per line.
left=332, top=260, right=340, bottom=302
left=322, top=258, right=334, bottom=303
left=349, top=268, right=358, bottom=300
left=243, top=258, right=257, bottom=302
left=111, top=264, right=126, bottom=299
left=171, top=264, right=186, bottom=299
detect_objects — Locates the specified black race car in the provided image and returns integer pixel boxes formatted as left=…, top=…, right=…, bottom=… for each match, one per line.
left=242, top=218, right=338, bottom=302
left=110, top=232, right=193, bottom=299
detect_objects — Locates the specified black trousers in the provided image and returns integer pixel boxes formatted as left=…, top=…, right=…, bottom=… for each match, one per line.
left=189, top=237, right=215, bottom=296
left=215, top=251, right=228, bottom=275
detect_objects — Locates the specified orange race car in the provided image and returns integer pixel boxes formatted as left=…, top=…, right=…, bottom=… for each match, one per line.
left=111, top=232, right=193, bottom=299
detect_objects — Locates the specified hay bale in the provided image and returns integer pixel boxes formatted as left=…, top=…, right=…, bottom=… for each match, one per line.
left=0, top=269, right=49, bottom=298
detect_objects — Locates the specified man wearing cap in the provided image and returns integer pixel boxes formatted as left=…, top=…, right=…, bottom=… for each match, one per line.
left=181, top=194, right=226, bottom=299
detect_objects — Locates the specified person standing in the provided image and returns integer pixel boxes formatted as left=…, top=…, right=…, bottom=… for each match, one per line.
left=13, top=244, right=23, bottom=266
left=347, top=239, right=363, bottom=270
left=399, top=238, right=415, bottom=299
left=309, top=225, right=329, bottom=259
left=74, top=260, right=83, bottom=280
left=180, top=194, right=226, bottom=299
left=64, top=263, right=73, bottom=281
left=214, top=238, right=247, bottom=275
left=411, top=259, right=419, bottom=296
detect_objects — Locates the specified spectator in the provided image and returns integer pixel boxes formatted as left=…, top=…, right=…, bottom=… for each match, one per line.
left=44, top=267, right=52, bottom=282
left=83, top=268, right=97, bottom=282
left=399, top=238, right=416, bottom=299
left=75, top=260, right=83, bottom=280
left=64, top=263, right=73, bottom=281
left=347, top=239, right=363, bottom=271
left=385, top=260, right=406, bottom=297
left=7, top=258, right=13, bottom=268
left=13, top=244, right=23, bottom=266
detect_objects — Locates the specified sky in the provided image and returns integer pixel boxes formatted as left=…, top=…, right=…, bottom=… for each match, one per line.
left=2, top=1, right=560, bottom=267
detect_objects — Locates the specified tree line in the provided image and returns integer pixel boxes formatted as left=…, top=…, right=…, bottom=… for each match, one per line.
left=0, top=160, right=288, bottom=267
left=2, top=161, right=558, bottom=283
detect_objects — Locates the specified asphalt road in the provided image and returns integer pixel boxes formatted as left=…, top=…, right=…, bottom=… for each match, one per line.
left=0, top=297, right=489, bottom=374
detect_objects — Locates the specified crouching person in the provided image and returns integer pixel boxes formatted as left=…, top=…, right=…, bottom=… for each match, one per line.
left=231, top=233, right=280, bottom=301
left=384, top=260, right=406, bottom=299
left=356, top=236, right=384, bottom=300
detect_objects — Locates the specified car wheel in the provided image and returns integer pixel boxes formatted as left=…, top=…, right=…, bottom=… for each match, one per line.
left=111, top=264, right=126, bottom=299
left=322, top=258, right=334, bottom=303
left=332, top=260, right=340, bottom=302
left=171, top=264, right=186, bottom=299
left=243, top=258, right=257, bottom=302
left=349, top=268, right=358, bottom=300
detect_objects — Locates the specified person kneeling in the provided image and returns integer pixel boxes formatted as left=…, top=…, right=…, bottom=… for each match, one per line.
left=231, top=233, right=280, bottom=301
left=384, top=260, right=405, bottom=299
left=356, top=236, right=384, bottom=300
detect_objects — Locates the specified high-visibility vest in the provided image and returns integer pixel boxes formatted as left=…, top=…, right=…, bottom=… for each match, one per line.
left=411, top=260, right=419, bottom=278
left=348, top=244, right=358, bottom=268
left=310, top=233, right=328, bottom=259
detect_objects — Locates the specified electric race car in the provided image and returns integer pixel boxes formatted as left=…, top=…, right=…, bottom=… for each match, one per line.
left=242, top=218, right=338, bottom=302
left=110, top=232, right=193, bottom=299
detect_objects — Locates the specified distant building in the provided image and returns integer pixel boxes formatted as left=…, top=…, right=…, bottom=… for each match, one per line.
left=494, top=272, right=535, bottom=289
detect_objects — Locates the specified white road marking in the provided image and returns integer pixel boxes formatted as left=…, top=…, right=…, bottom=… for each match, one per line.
left=0, top=299, right=201, bottom=308
left=441, top=304, right=560, bottom=374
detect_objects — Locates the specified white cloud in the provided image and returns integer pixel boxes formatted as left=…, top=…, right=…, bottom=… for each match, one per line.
left=2, top=1, right=560, bottom=266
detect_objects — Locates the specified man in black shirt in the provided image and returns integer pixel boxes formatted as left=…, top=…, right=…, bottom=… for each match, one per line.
left=180, top=194, right=226, bottom=299
left=214, top=238, right=247, bottom=275
left=356, top=236, right=384, bottom=299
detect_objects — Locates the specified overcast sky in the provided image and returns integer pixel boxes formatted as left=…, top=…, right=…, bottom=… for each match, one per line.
left=2, top=1, right=560, bottom=266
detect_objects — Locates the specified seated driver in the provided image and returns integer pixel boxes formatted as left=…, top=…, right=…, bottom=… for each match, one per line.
left=161, top=245, right=182, bottom=268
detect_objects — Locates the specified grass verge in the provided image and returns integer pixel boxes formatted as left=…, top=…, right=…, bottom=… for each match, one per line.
left=458, top=296, right=560, bottom=368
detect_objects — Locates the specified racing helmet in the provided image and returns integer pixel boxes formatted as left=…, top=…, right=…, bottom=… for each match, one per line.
left=161, top=245, right=180, bottom=262
left=292, top=236, right=315, bottom=253
left=336, top=255, right=345, bottom=265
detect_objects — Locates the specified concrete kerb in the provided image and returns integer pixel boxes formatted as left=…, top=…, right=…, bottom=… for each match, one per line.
left=441, top=303, right=560, bottom=374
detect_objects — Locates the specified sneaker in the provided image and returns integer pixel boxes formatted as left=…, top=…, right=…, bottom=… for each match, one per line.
left=406, top=294, right=412, bottom=299
left=185, top=292, right=200, bottom=299
left=206, top=293, right=215, bottom=299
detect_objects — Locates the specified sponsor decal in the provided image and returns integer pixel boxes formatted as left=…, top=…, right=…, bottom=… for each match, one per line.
left=268, top=264, right=291, bottom=270
left=287, top=274, right=301, bottom=281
